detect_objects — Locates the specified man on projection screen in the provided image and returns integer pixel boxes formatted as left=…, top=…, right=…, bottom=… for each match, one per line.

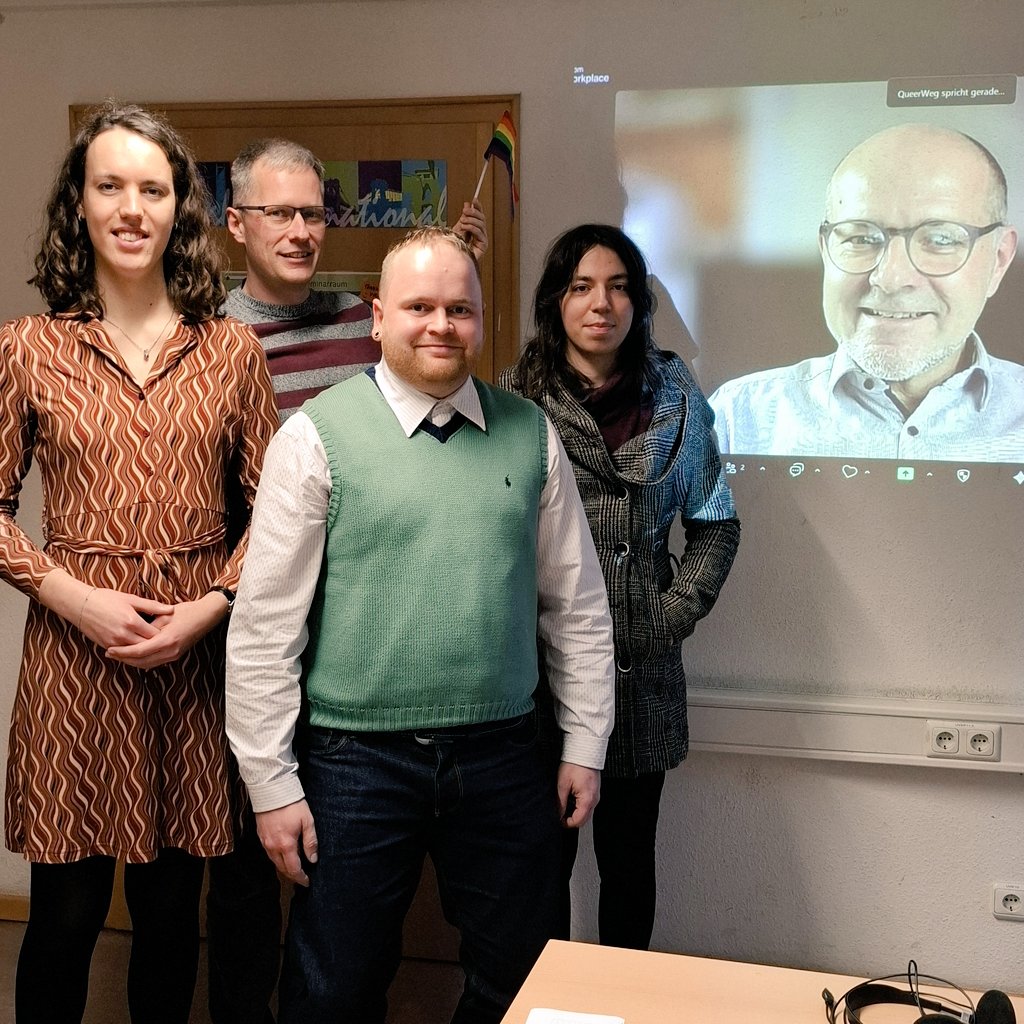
left=709, top=124, right=1021, bottom=462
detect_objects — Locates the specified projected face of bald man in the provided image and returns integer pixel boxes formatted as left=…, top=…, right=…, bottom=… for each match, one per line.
left=820, top=125, right=1017, bottom=407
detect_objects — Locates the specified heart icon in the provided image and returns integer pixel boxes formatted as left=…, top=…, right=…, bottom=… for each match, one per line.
left=841, top=465, right=858, bottom=478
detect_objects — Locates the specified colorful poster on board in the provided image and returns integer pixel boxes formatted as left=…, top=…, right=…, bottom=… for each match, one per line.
left=200, top=158, right=447, bottom=229
left=323, top=159, right=447, bottom=228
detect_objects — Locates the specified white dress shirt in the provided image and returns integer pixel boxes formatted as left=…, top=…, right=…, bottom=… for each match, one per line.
left=226, top=359, right=615, bottom=812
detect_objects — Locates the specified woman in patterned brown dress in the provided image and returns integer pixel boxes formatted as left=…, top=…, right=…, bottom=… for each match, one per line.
left=0, top=102, right=277, bottom=1022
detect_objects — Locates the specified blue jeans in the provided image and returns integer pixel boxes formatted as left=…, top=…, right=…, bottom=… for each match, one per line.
left=278, top=712, right=560, bottom=1024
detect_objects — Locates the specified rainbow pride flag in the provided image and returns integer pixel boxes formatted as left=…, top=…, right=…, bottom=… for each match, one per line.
left=484, top=111, right=519, bottom=218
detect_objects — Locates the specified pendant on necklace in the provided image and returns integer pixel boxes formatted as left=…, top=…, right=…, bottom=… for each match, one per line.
left=143, top=350, right=150, bottom=362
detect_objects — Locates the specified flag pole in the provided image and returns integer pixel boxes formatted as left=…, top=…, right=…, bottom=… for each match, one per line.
left=471, top=158, right=489, bottom=203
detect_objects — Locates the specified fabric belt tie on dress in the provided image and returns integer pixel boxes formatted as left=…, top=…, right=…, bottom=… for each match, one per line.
left=47, top=524, right=226, bottom=599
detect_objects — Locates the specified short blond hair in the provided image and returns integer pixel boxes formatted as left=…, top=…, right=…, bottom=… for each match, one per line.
left=231, top=137, right=324, bottom=205
left=379, top=226, right=481, bottom=295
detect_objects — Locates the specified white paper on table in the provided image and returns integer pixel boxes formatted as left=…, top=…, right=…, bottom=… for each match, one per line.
left=525, top=1010, right=625, bottom=1024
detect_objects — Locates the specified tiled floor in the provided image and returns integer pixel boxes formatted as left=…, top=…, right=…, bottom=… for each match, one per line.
left=0, top=920, right=463, bottom=1024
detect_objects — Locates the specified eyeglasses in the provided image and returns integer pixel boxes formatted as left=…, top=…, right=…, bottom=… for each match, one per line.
left=235, top=205, right=328, bottom=227
left=820, top=219, right=1003, bottom=277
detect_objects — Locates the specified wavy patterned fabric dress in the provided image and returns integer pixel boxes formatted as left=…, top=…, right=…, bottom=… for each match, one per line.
left=0, top=313, right=277, bottom=864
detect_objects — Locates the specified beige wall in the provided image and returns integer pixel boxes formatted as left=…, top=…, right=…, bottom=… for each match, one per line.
left=0, top=0, right=1020, bottom=993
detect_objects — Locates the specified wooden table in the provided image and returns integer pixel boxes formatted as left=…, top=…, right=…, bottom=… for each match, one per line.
left=501, top=940, right=1024, bottom=1023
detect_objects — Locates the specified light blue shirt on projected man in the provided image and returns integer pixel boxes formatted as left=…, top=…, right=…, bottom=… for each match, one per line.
left=709, top=333, right=1024, bottom=463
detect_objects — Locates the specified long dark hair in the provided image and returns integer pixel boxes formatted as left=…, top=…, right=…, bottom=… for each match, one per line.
left=30, top=100, right=226, bottom=322
left=513, top=224, right=656, bottom=401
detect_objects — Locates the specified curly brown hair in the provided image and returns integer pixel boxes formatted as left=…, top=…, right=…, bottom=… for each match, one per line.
left=30, top=100, right=226, bottom=322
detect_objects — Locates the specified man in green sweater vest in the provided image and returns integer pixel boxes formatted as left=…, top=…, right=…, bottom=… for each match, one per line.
left=226, top=227, right=615, bottom=1024
left=209, top=138, right=489, bottom=1024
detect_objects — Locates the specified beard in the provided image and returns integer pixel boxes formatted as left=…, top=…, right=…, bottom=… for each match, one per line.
left=383, top=340, right=478, bottom=398
left=842, top=332, right=969, bottom=383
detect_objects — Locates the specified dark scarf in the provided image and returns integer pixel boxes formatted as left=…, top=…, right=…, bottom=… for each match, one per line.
left=573, top=370, right=653, bottom=453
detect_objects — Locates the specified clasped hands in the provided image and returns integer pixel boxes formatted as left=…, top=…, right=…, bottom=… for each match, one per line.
left=96, top=588, right=230, bottom=669
left=38, top=568, right=230, bottom=670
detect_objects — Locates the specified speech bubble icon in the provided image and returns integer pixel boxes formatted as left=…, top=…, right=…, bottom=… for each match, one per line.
left=789, top=462, right=805, bottom=477
left=841, top=464, right=858, bottom=478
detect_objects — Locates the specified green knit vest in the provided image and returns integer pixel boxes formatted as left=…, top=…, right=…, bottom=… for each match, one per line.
left=302, top=372, right=548, bottom=731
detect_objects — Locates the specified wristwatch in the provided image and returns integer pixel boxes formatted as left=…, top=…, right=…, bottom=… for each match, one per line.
left=209, top=586, right=236, bottom=614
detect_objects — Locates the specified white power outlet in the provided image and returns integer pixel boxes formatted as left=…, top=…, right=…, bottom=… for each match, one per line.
left=968, top=730, right=997, bottom=756
left=929, top=725, right=958, bottom=754
left=925, top=720, right=1001, bottom=761
left=993, top=883, right=1024, bottom=921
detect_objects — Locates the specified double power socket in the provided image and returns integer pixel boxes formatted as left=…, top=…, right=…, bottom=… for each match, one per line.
left=925, top=719, right=1001, bottom=762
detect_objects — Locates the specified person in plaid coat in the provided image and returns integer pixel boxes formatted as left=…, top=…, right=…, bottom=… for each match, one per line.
left=501, top=224, right=740, bottom=950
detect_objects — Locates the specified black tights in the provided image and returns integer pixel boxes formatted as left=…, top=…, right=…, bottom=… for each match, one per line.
left=16, top=849, right=206, bottom=1024
left=557, top=771, right=667, bottom=950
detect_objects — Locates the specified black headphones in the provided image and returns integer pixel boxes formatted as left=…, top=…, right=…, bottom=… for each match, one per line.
left=822, top=962, right=1016, bottom=1024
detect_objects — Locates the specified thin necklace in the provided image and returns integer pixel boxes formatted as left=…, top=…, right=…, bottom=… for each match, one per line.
left=104, top=309, right=177, bottom=363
